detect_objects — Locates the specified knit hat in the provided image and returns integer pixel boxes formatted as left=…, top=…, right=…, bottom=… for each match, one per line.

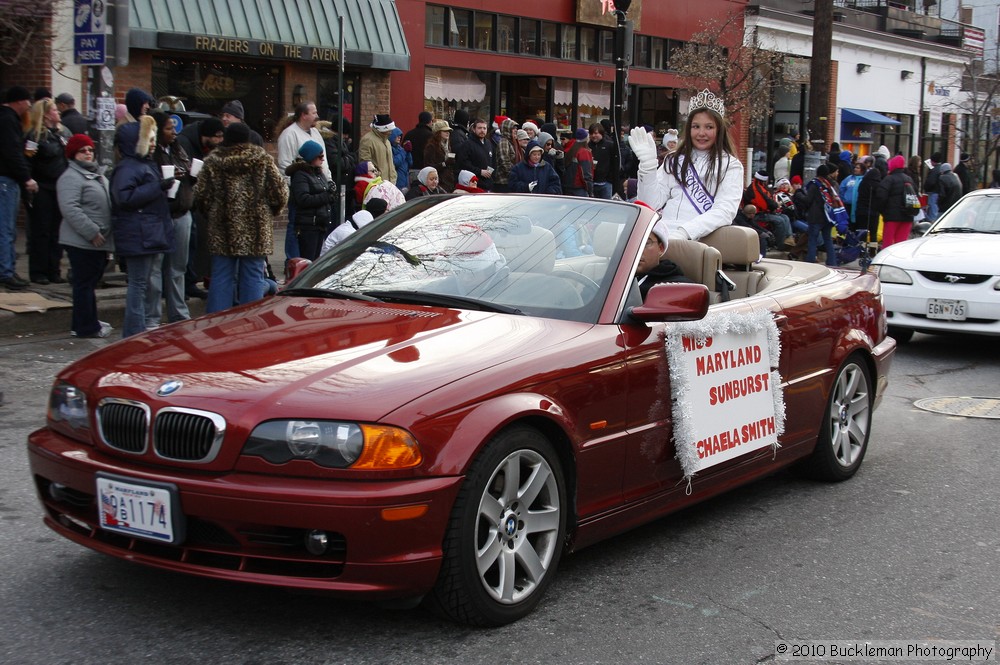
left=431, top=119, right=451, bottom=133
left=754, top=169, right=769, bottom=181
left=887, top=155, right=906, bottom=172
left=371, top=114, right=395, bottom=132
left=537, top=131, right=555, bottom=148
left=458, top=170, right=477, bottom=187
left=34, top=87, right=52, bottom=101
left=791, top=175, right=803, bottom=186
left=522, top=121, right=538, bottom=134
left=4, top=85, right=31, bottom=103
left=199, top=117, right=225, bottom=138
left=298, top=140, right=324, bottom=162
left=575, top=127, right=589, bottom=140
left=839, top=150, right=853, bottom=164
left=960, top=152, right=970, bottom=162
left=650, top=219, right=670, bottom=253
left=875, top=145, right=891, bottom=160
left=417, top=166, right=437, bottom=185
left=453, top=109, right=470, bottom=128
left=221, top=100, right=245, bottom=120
left=516, top=129, right=529, bottom=141
left=65, top=133, right=94, bottom=159
left=223, top=122, right=251, bottom=145
left=365, top=197, right=388, bottom=217
left=418, top=111, right=433, bottom=124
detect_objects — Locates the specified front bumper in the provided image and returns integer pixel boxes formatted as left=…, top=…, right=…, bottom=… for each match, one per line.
left=882, top=282, right=1000, bottom=337
left=28, top=428, right=463, bottom=599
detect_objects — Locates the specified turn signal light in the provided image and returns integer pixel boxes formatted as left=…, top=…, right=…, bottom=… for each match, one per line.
left=354, top=425, right=422, bottom=469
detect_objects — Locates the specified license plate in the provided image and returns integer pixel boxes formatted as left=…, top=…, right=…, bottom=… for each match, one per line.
left=927, top=299, right=967, bottom=321
left=96, top=474, right=183, bottom=544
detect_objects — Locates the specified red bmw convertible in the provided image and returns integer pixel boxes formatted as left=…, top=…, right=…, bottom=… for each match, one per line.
left=28, top=194, right=895, bottom=625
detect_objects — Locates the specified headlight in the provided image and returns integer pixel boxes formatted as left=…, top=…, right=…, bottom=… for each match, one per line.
left=244, top=420, right=422, bottom=469
left=47, top=381, right=91, bottom=442
left=871, top=264, right=912, bottom=285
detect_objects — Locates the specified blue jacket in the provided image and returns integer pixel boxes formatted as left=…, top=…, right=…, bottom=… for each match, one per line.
left=111, top=120, right=174, bottom=257
left=390, top=128, right=411, bottom=190
left=508, top=141, right=562, bottom=195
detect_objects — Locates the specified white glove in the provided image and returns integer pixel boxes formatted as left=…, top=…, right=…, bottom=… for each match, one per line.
left=629, top=126, right=658, bottom=174
left=528, top=181, right=537, bottom=192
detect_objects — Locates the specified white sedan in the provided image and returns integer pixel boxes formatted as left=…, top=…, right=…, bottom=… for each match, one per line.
left=871, top=188, right=1000, bottom=342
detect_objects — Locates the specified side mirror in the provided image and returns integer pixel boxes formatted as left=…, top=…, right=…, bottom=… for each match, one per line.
left=628, top=283, right=710, bottom=322
left=281, top=258, right=312, bottom=287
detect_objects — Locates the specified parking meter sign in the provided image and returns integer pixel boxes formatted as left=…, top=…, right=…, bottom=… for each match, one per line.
left=75, top=33, right=106, bottom=65
left=74, top=0, right=106, bottom=65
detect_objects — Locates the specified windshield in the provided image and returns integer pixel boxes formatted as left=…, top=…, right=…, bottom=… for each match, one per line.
left=929, top=193, right=1000, bottom=235
left=287, top=195, right=638, bottom=323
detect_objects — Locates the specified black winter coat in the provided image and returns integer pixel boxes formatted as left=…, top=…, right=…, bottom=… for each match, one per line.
left=854, top=169, right=882, bottom=231
left=28, top=126, right=68, bottom=189
left=286, top=161, right=336, bottom=229
left=938, top=170, right=963, bottom=213
left=875, top=169, right=916, bottom=222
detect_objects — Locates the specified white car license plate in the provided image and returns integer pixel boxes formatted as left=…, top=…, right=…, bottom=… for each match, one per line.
left=927, top=299, right=967, bottom=321
left=96, top=474, right=181, bottom=543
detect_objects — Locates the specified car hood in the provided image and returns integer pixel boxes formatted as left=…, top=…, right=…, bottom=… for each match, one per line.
left=67, top=297, right=588, bottom=422
left=874, top=233, right=1000, bottom=273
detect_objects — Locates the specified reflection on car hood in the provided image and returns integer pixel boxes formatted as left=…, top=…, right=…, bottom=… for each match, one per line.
left=875, top=234, right=1000, bottom=273
left=69, top=297, right=586, bottom=421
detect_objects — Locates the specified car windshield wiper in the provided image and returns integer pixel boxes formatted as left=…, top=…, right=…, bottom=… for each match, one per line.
left=365, top=290, right=523, bottom=315
left=280, top=287, right=381, bottom=302
left=932, top=227, right=979, bottom=233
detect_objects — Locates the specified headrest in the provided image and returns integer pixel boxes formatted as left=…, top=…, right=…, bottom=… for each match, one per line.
left=702, top=226, right=760, bottom=266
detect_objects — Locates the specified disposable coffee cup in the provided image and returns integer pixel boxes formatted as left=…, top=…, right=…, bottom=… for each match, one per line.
left=447, top=152, right=455, bottom=159
left=161, top=165, right=175, bottom=179
left=190, top=159, right=204, bottom=177
left=486, top=166, right=494, bottom=175
left=168, top=180, right=181, bottom=199
left=25, top=140, right=38, bottom=151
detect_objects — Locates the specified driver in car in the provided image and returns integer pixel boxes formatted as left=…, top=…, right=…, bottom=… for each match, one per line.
left=636, top=218, right=692, bottom=299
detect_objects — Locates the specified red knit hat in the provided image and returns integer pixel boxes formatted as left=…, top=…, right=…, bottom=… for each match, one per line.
left=65, top=133, right=94, bottom=159
left=791, top=175, right=803, bottom=186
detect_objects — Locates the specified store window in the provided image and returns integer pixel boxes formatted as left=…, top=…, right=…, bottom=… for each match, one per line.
left=475, top=13, right=495, bottom=51
left=425, top=67, right=493, bottom=128
left=561, top=25, right=578, bottom=60
left=873, top=113, right=912, bottom=158
left=521, top=20, right=538, bottom=56
left=920, top=111, right=952, bottom=163
left=317, top=71, right=361, bottom=146
left=633, top=35, right=650, bottom=69
left=426, top=6, right=446, bottom=46
left=450, top=9, right=472, bottom=48
left=498, top=16, right=517, bottom=53
left=152, top=58, right=281, bottom=141
left=580, top=27, right=598, bottom=62
left=600, top=30, right=614, bottom=64
left=540, top=22, right=558, bottom=58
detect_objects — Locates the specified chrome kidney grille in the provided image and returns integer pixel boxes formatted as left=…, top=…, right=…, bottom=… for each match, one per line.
left=97, top=399, right=226, bottom=462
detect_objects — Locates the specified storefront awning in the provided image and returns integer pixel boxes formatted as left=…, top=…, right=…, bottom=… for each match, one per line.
left=129, top=0, right=410, bottom=71
left=841, top=108, right=901, bottom=126
left=554, top=80, right=611, bottom=109
left=424, top=68, right=486, bottom=102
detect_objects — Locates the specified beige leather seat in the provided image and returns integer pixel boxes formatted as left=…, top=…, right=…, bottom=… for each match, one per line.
left=491, top=216, right=556, bottom=273
left=664, top=239, right=722, bottom=298
left=701, top=226, right=767, bottom=299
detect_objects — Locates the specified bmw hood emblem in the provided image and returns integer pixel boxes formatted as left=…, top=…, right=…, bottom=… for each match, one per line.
left=157, top=380, right=183, bottom=396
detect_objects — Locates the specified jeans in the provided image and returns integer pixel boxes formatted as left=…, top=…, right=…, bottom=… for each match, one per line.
left=123, top=254, right=158, bottom=338
left=757, top=212, right=792, bottom=246
left=207, top=255, right=266, bottom=314
left=145, top=212, right=192, bottom=327
left=593, top=182, right=613, bottom=200
left=806, top=221, right=837, bottom=266
left=65, top=245, right=108, bottom=336
left=284, top=203, right=300, bottom=267
left=0, top=176, right=21, bottom=279
left=926, top=192, right=939, bottom=222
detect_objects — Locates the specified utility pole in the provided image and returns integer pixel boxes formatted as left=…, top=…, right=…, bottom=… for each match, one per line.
left=808, top=0, right=833, bottom=157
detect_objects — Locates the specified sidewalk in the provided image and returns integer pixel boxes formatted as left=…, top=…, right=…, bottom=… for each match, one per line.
left=1, top=224, right=287, bottom=338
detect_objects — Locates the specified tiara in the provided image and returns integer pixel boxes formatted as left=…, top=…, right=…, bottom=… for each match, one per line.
left=688, top=89, right=726, bottom=117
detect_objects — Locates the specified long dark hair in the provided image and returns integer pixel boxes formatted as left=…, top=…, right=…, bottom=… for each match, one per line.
left=666, top=108, right=738, bottom=196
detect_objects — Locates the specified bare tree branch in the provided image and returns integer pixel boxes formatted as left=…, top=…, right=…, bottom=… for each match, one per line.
left=0, top=0, right=57, bottom=68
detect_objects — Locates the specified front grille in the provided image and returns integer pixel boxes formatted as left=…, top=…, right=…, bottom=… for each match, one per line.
left=918, top=270, right=991, bottom=285
left=97, top=399, right=149, bottom=453
left=153, top=408, right=225, bottom=462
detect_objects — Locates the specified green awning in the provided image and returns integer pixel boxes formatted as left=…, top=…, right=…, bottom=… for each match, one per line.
left=129, top=0, right=410, bottom=71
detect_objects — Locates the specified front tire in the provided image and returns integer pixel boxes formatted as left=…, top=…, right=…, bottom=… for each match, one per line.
left=800, top=354, right=873, bottom=481
left=427, top=426, right=566, bottom=626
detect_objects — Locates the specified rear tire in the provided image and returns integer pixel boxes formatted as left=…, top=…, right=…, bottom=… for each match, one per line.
left=426, top=426, right=566, bottom=626
left=799, top=354, right=873, bottom=481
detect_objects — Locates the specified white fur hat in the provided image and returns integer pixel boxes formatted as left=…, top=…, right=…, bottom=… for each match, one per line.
left=661, top=129, right=679, bottom=149
left=651, top=219, right=670, bottom=252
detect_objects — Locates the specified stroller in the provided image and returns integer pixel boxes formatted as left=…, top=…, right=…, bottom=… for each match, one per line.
left=835, top=228, right=869, bottom=267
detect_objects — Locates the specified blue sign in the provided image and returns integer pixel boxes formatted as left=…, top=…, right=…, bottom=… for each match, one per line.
left=74, top=33, right=106, bottom=65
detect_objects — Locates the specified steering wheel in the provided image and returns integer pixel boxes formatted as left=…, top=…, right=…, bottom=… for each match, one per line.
left=555, top=270, right=601, bottom=300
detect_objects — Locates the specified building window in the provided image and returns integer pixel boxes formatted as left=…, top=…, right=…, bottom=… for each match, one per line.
left=317, top=72, right=361, bottom=147
left=650, top=38, right=666, bottom=70
left=521, top=19, right=538, bottom=56
left=580, top=27, right=598, bottom=62
left=152, top=58, right=281, bottom=141
left=540, top=22, right=558, bottom=58
left=450, top=9, right=472, bottom=49
left=475, top=13, right=495, bottom=51
left=599, top=30, right=614, bottom=64
left=634, top=35, right=650, bottom=69
left=561, top=25, right=578, bottom=60
left=426, top=6, right=446, bottom=46
left=498, top=15, right=517, bottom=53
